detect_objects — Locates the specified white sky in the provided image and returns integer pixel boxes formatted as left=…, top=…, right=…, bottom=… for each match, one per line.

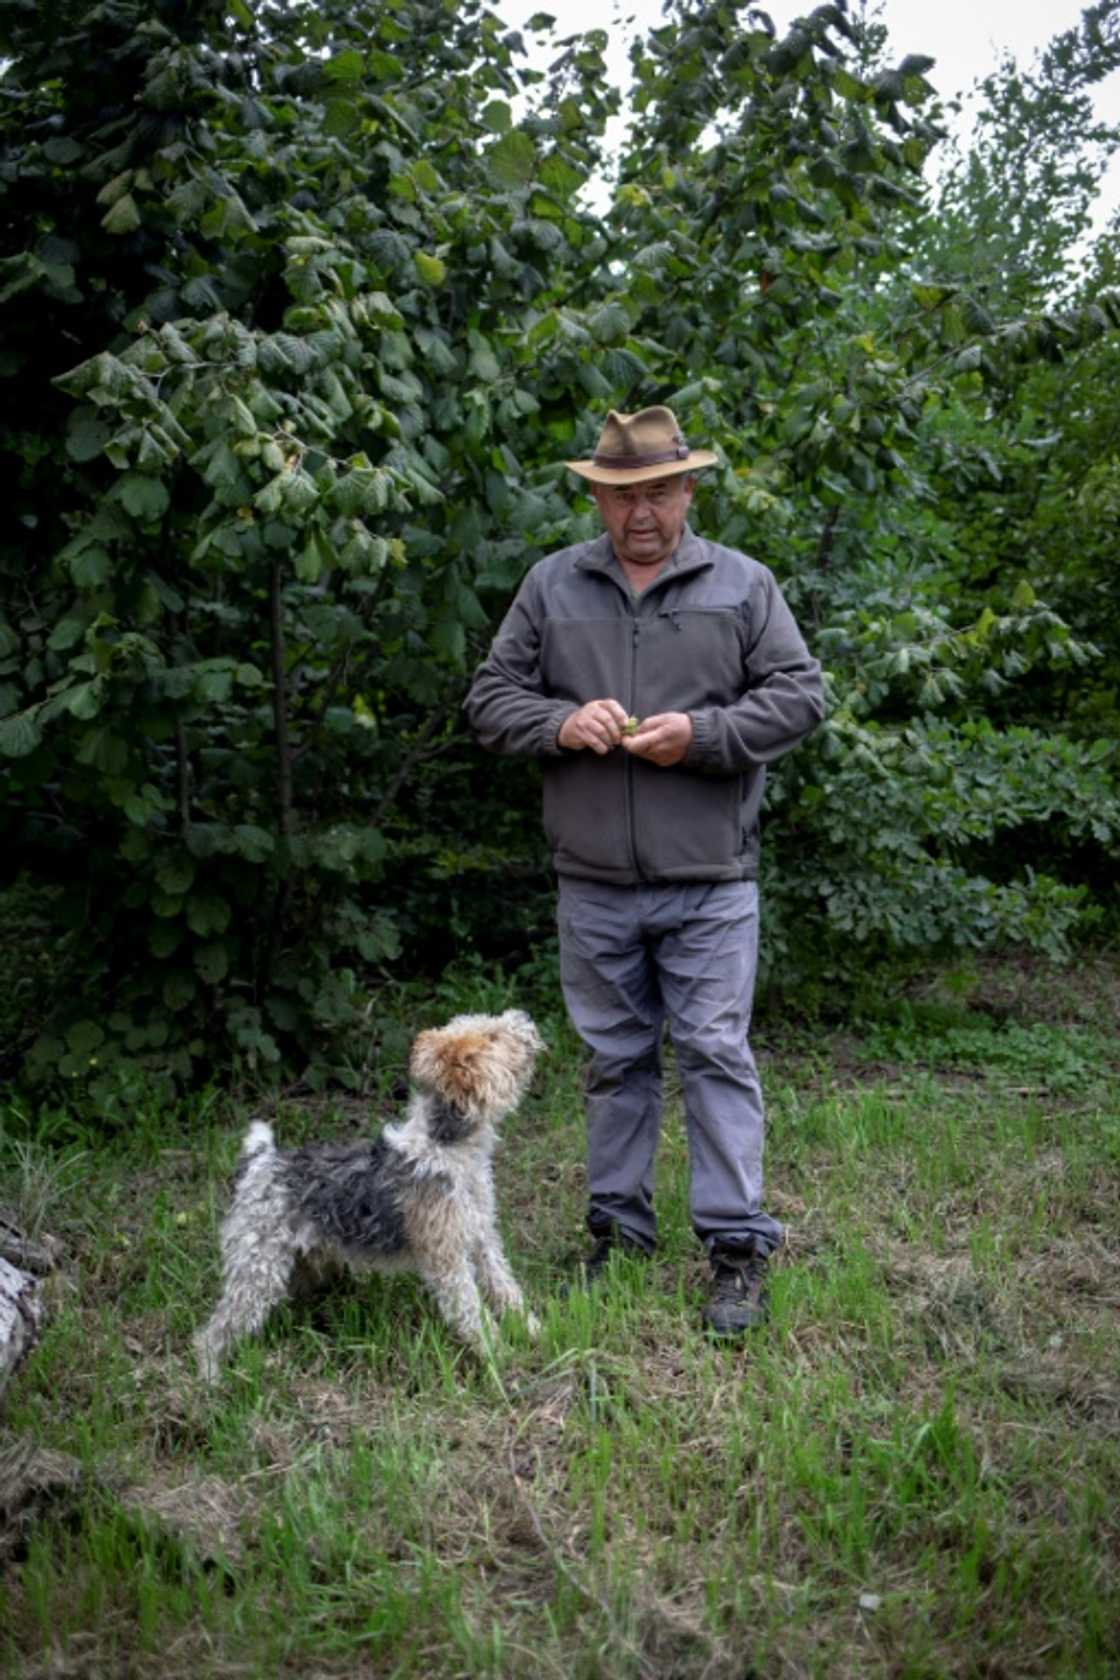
left=508, top=0, right=1120, bottom=236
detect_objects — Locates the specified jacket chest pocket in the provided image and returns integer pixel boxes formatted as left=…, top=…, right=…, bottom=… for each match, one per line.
left=638, top=609, right=745, bottom=711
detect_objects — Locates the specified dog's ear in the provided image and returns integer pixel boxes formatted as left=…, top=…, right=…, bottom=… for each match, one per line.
left=428, top=1097, right=475, bottom=1144
left=410, top=1027, right=441, bottom=1089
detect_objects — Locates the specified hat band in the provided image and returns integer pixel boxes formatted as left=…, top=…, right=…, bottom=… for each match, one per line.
left=593, top=444, right=692, bottom=469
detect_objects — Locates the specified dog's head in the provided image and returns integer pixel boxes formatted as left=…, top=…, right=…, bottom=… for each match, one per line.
left=410, top=1009, right=545, bottom=1137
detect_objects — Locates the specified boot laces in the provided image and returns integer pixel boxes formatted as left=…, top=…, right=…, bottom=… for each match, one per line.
left=711, top=1250, right=766, bottom=1302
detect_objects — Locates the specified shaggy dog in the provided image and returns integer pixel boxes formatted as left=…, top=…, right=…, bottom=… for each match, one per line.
left=194, top=1010, right=544, bottom=1381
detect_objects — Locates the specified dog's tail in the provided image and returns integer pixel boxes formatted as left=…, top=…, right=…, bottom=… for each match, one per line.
left=240, top=1119, right=276, bottom=1159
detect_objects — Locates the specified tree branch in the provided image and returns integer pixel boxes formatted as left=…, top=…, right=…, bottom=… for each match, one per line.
left=270, top=558, right=293, bottom=841
left=370, top=703, right=455, bottom=832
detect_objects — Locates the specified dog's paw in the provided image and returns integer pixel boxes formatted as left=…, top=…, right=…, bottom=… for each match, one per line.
left=195, top=1352, right=221, bottom=1388
left=523, top=1310, right=541, bottom=1341
left=193, top=1328, right=226, bottom=1387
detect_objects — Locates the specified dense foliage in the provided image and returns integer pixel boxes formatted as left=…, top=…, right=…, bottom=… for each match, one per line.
left=1, top=0, right=1118, bottom=1095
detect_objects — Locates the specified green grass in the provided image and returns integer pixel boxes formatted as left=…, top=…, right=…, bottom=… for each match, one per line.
left=1, top=958, right=1118, bottom=1678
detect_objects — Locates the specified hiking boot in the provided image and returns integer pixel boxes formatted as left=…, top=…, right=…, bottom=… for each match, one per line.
left=577, top=1223, right=651, bottom=1286
left=703, top=1245, right=770, bottom=1337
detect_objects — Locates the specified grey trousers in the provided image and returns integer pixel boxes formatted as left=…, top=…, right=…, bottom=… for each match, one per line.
left=557, top=876, right=783, bottom=1257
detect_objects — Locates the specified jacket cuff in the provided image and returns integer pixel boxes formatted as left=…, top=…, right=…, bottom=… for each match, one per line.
left=683, top=709, right=714, bottom=770
left=543, top=706, right=579, bottom=756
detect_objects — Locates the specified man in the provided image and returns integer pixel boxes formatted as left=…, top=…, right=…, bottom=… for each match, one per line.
left=465, top=407, right=824, bottom=1337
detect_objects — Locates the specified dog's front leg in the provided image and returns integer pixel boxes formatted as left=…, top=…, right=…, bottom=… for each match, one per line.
left=473, top=1234, right=540, bottom=1340
left=422, top=1260, right=495, bottom=1354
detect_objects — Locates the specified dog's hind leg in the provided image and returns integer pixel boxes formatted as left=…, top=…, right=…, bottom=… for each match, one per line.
left=194, top=1229, right=299, bottom=1384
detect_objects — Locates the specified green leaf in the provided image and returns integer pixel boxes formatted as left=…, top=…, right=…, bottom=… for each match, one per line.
left=183, top=823, right=233, bottom=859
left=47, top=618, right=86, bottom=652
left=540, top=155, right=584, bottom=200
left=255, top=475, right=284, bottom=515
left=163, top=970, right=197, bottom=1011
left=233, top=824, right=275, bottom=862
left=149, top=922, right=183, bottom=959
left=147, top=573, right=184, bottom=613
left=196, top=670, right=234, bottom=702
left=527, top=311, right=560, bottom=349
left=102, top=193, right=141, bottom=235
left=468, top=332, right=501, bottom=383
left=413, top=250, right=447, bottom=286
left=156, top=855, right=196, bottom=896
left=897, top=54, right=936, bottom=78
left=195, top=941, right=230, bottom=985
left=323, top=97, right=360, bottom=139
left=150, top=889, right=183, bottom=919
left=911, top=282, right=955, bottom=311
left=63, top=679, right=104, bottom=720
left=65, top=1020, right=105, bottom=1057
left=486, top=131, right=537, bottom=189
left=481, top=100, right=512, bottom=134
left=589, top=302, right=630, bottom=345
left=0, top=708, right=43, bottom=758
left=369, top=49, right=404, bottom=81
left=194, top=663, right=235, bottom=703
left=295, top=533, right=323, bottom=582
left=324, top=50, right=365, bottom=82
left=67, top=409, right=113, bottom=463
left=265, top=995, right=301, bottom=1032
left=431, top=616, right=466, bottom=663
left=96, top=171, right=133, bottom=208
left=357, top=912, right=400, bottom=962
left=70, top=546, right=111, bottom=589
left=119, top=474, right=170, bottom=521
left=187, top=893, right=231, bottom=937
left=281, top=471, right=319, bottom=515
left=43, top=137, right=84, bottom=166
left=578, top=362, right=611, bottom=398
left=832, top=67, right=867, bottom=101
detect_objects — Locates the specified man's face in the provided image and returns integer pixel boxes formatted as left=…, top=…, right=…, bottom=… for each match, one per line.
left=592, top=474, right=694, bottom=569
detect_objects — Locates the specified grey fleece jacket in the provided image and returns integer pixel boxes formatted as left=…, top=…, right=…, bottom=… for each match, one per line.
left=464, top=526, right=825, bottom=884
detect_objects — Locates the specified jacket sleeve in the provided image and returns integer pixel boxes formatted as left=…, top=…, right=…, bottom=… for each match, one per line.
left=684, top=564, right=825, bottom=773
left=464, top=570, right=576, bottom=759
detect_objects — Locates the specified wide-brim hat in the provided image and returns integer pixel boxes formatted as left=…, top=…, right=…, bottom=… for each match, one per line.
left=565, top=406, right=718, bottom=486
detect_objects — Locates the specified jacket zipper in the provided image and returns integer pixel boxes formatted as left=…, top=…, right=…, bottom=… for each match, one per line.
left=626, top=613, right=642, bottom=879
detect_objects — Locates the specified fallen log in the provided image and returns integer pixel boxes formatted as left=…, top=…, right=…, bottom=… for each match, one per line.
left=0, top=1210, right=60, bottom=1402
left=0, top=1255, right=44, bottom=1399
left=0, top=1211, right=61, bottom=1277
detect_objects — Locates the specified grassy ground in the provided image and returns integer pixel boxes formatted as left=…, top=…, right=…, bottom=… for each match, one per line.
left=1, top=955, right=1118, bottom=1678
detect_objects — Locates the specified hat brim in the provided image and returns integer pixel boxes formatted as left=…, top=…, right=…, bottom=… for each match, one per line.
left=565, top=449, right=718, bottom=486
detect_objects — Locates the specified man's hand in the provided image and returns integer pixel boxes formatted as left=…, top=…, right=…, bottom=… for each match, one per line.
left=557, top=698, right=630, bottom=755
left=621, top=711, right=693, bottom=767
